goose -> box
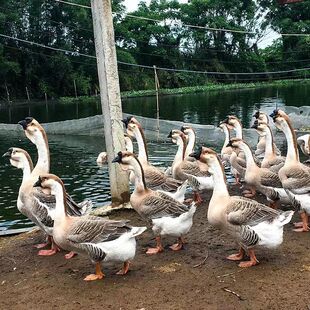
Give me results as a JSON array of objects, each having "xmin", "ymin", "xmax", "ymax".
[
  {"xmin": 96, "ymin": 134, "xmax": 133, "ymax": 166},
  {"xmin": 253, "ymin": 111, "xmax": 281, "ymax": 158},
  {"xmin": 190, "ymin": 147, "xmax": 294, "ymax": 267},
  {"xmin": 33, "ymin": 174, "xmax": 146, "ymax": 281},
  {"xmin": 122, "ymin": 116, "xmax": 187, "ymax": 198},
  {"xmin": 112, "ymin": 151, "xmax": 196, "ymax": 255},
  {"xmin": 168, "ymin": 129, "xmax": 213, "ymax": 204},
  {"xmin": 251, "ymin": 121, "xmax": 285, "ymax": 173},
  {"xmin": 17, "ymin": 117, "xmax": 92, "ymax": 255},
  {"xmin": 270, "ymin": 109, "xmax": 310, "ymax": 232},
  {"xmin": 227, "ymin": 138, "xmax": 290, "ymax": 207},
  {"xmin": 221, "ymin": 116, "xmax": 246, "ymax": 184}
]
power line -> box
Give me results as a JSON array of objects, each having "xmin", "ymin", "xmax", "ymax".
[
  {"xmin": 55, "ymin": 0, "xmax": 310, "ymax": 37},
  {"xmin": 1, "ymin": 33, "xmax": 309, "ymax": 76}
]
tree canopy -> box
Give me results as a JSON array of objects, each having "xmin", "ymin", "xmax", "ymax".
[{"xmin": 0, "ymin": 0, "xmax": 309, "ymax": 100}]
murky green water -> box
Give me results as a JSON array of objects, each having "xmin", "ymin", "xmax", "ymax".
[{"xmin": 0, "ymin": 84, "xmax": 309, "ymax": 231}]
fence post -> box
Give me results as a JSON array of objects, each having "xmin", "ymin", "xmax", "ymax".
[{"xmin": 153, "ymin": 65, "xmax": 160, "ymax": 140}]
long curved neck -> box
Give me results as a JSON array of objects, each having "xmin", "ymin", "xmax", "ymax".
[
  {"xmin": 21, "ymin": 159, "xmax": 33, "ymax": 184},
  {"xmin": 264, "ymin": 127, "xmax": 275, "ymax": 158},
  {"xmin": 185, "ymin": 131, "xmax": 195, "ymax": 158},
  {"xmin": 133, "ymin": 126, "xmax": 148, "ymax": 165},
  {"xmin": 52, "ymin": 183, "xmax": 67, "ymax": 221},
  {"xmin": 221, "ymin": 127, "xmax": 230, "ymax": 154},
  {"xmin": 210, "ymin": 159, "xmax": 229, "ymax": 197},
  {"xmin": 234, "ymin": 123, "xmax": 243, "ymax": 139},
  {"xmin": 131, "ymin": 158, "xmax": 147, "ymax": 193},
  {"xmin": 32, "ymin": 131, "xmax": 50, "ymax": 175},
  {"xmin": 173, "ymin": 138, "xmax": 185, "ymax": 165},
  {"xmin": 239, "ymin": 143, "xmax": 257, "ymax": 168},
  {"xmin": 281, "ymin": 119, "xmax": 299, "ymax": 163}
]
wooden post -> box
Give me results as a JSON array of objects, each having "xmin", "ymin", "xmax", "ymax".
[
  {"xmin": 153, "ymin": 65, "xmax": 160, "ymax": 139},
  {"xmin": 26, "ymin": 86, "xmax": 30, "ymax": 101},
  {"xmin": 44, "ymin": 92, "xmax": 48, "ymax": 103},
  {"xmin": 73, "ymin": 79, "xmax": 78, "ymax": 98},
  {"xmin": 91, "ymin": 0, "xmax": 129, "ymax": 205}
]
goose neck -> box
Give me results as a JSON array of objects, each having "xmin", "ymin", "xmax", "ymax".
[
  {"xmin": 210, "ymin": 160, "xmax": 229, "ymax": 198},
  {"xmin": 282, "ymin": 120, "xmax": 299, "ymax": 163},
  {"xmin": 133, "ymin": 127, "xmax": 148, "ymax": 165},
  {"xmin": 264, "ymin": 127, "xmax": 275, "ymax": 158},
  {"xmin": 52, "ymin": 183, "xmax": 67, "ymax": 221},
  {"xmin": 185, "ymin": 131, "xmax": 195, "ymax": 158},
  {"xmin": 239, "ymin": 143, "xmax": 256, "ymax": 168},
  {"xmin": 131, "ymin": 158, "xmax": 147, "ymax": 193},
  {"xmin": 32, "ymin": 132, "xmax": 50, "ymax": 175}
]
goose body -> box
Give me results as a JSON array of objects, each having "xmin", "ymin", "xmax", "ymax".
[
  {"xmin": 191, "ymin": 147, "xmax": 294, "ymax": 267},
  {"xmin": 228, "ymin": 138, "xmax": 290, "ymax": 206},
  {"xmin": 271, "ymin": 109, "xmax": 310, "ymax": 232},
  {"xmin": 113, "ymin": 151, "xmax": 196, "ymax": 254},
  {"xmin": 169, "ymin": 130, "xmax": 213, "ymax": 203},
  {"xmin": 34, "ymin": 174, "xmax": 146, "ymax": 280}
]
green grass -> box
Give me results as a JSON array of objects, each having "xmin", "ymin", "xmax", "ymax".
[{"xmin": 59, "ymin": 78, "xmax": 310, "ymax": 103}]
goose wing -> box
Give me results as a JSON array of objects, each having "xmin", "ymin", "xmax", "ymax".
[
  {"xmin": 67, "ymin": 218, "xmax": 131, "ymax": 244},
  {"xmin": 282, "ymin": 165, "xmax": 310, "ymax": 194},
  {"xmin": 226, "ymin": 196, "xmax": 279, "ymax": 227},
  {"xmin": 181, "ymin": 161, "xmax": 210, "ymax": 177},
  {"xmin": 140, "ymin": 192, "xmax": 191, "ymax": 220},
  {"xmin": 260, "ymin": 169, "xmax": 282, "ymax": 188}
]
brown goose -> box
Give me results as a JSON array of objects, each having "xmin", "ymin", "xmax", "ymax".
[
  {"xmin": 112, "ymin": 151, "xmax": 196, "ymax": 254},
  {"xmin": 270, "ymin": 109, "xmax": 310, "ymax": 232},
  {"xmin": 33, "ymin": 174, "xmax": 146, "ymax": 281},
  {"xmin": 190, "ymin": 147, "xmax": 293, "ymax": 267},
  {"xmin": 168, "ymin": 130, "xmax": 213, "ymax": 204}
]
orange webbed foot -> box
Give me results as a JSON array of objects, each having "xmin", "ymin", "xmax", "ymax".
[
  {"xmin": 238, "ymin": 260, "xmax": 258, "ymax": 268},
  {"xmin": 146, "ymin": 247, "xmax": 164, "ymax": 255},
  {"xmin": 84, "ymin": 273, "xmax": 104, "ymax": 281},
  {"xmin": 169, "ymin": 243, "xmax": 183, "ymax": 251},
  {"xmin": 116, "ymin": 261, "xmax": 130, "ymax": 275},
  {"xmin": 38, "ymin": 248, "xmax": 59, "ymax": 256},
  {"xmin": 227, "ymin": 253, "xmax": 244, "ymax": 261},
  {"xmin": 293, "ymin": 227, "xmax": 309, "ymax": 232},
  {"xmin": 33, "ymin": 242, "xmax": 50, "ymax": 249}
]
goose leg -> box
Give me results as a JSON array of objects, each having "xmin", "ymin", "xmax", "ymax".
[
  {"xmin": 116, "ymin": 261, "xmax": 130, "ymax": 275},
  {"xmin": 226, "ymin": 247, "xmax": 245, "ymax": 261},
  {"xmin": 64, "ymin": 251, "xmax": 77, "ymax": 259},
  {"xmin": 193, "ymin": 191, "xmax": 203, "ymax": 204},
  {"xmin": 238, "ymin": 249, "xmax": 259, "ymax": 267},
  {"xmin": 169, "ymin": 237, "xmax": 185, "ymax": 251},
  {"xmin": 33, "ymin": 235, "xmax": 52, "ymax": 249},
  {"xmin": 242, "ymin": 186, "xmax": 256, "ymax": 198},
  {"xmin": 38, "ymin": 238, "xmax": 60, "ymax": 256},
  {"xmin": 234, "ymin": 174, "xmax": 241, "ymax": 185},
  {"xmin": 146, "ymin": 236, "xmax": 164, "ymax": 255},
  {"xmin": 293, "ymin": 212, "xmax": 310, "ymax": 232},
  {"xmin": 84, "ymin": 262, "xmax": 105, "ymax": 281}
]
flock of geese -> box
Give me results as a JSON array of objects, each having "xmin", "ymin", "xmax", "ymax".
[{"xmin": 2, "ymin": 109, "xmax": 310, "ymax": 281}]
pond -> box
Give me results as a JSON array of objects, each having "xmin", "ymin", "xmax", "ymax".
[{"xmin": 0, "ymin": 83, "xmax": 309, "ymax": 231}]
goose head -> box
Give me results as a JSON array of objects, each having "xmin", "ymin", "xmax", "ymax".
[
  {"xmin": 251, "ymin": 120, "xmax": 268, "ymax": 137},
  {"xmin": 297, "ymin": 134, "xmax": 310, "ymax": 156},
  {"xmin": 253, "ymin": 111, "xmax": 269, "ymax": 124},
  {"xmin": 122, "ymin": 116, "xmax": 140, "ymax": 138},
  {"xmin": 34, "ymin": 174, "xmax": 64, "ymax": 195},
  {"xmin": 96, "ymin": 152, "xmax": 108, "ymax": 165},
  {"xmin": 112, "ymin": 151, "xmax": 137, "ymax": 172},
  {"xmin": 269, "ymin": 109, "xmax": 289, "ymax": 131},
  {"xmin": 190, "ymin": 147, "xmax": 220, "ymax": 175},
  {"xmin": 2, "ymin": 147, "xmax": 33, "ymax": 170},
  {"xmin": 181, "ymin": 125, "xmax": 195, "ymax": 141},
  {"xmin": 226, "ymin": 138, "xmax": 244, "ymax": 150},
  {"xmin": 221, "ymin": 115, "xmax": 242, "ymax": 131},
  {"xmin": 18, "ymin": 117, "xmax": 46, "ymax": 145},
  {"xmin": 168, "ymin": 129, "xmax": 186, "ymax": 146}
]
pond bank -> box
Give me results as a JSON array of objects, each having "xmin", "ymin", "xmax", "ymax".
[{"xmin": 0, "ymin": 189, "xmax": 309, "ymax": 310}]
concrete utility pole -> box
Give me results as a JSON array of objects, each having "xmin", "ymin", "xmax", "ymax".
[{"xmin": 91, "ymin": 0, "xmax": 130, "ymax": 205}]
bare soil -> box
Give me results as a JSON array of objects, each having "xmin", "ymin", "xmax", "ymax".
[{"xmin": 0, "ymin": 188, "xmax": 309, "ymax": 310}]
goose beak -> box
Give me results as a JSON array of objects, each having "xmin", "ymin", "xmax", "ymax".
[
  {"xmin": 226, "ymin": 140, "xmax": 233, "ymax": 147},
  {"xmin": 221, "ymin": 117, "xmax": 229, "ymax": 124},
  {"xmin": 33, "ymin": 177, "xmax": 42, "ymax": 188},
  {"xmin": 189, "ymin": 146, "xmax": 202, "ymax": 160},
  {"xmin": 112, "ymin": 152, "xmax": 122, "ymax": 163},
  {"xmin": 180, "ymin": 126, "xmax": 185, "ymax": 133},
  {"xmin": 269, "ymin": 110, "xmax": 278, "ymax": 119},
  {"xmin": 2, "ymin": 151, "xmax": 11, "ymax": 158},
  {"xmin": 251, "ymin": 121, "xmax": 258, "ymax": 129},
  {"xmin": 167, "ymin": 131, "xmax": 173, "ymax": 138},
  {"xmin": 18, "ymin": 119, "xmax": 27, "ymax": 130}
]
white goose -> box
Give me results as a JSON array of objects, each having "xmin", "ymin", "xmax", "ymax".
[
  {"xmin": 34, "ymin": 174, "xmax": 146, "ymax": 281},
  {"xmin": 190, "ymin": 147, "xmax": 294, "ymax": 267},
  {"xmin": 270, "ymin": 109, "xmax": 310, "ymax": 232},
  {"xmin": 112, "ymin": 151, "xmax": 196, "ymax": 254}
]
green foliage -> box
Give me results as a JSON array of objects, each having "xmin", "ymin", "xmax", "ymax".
[{"xmin": 0, "ymin": 0, "xmax": 308, "ymax": 100}]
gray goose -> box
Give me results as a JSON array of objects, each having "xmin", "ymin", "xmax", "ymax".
[
  {"xmin": 34, "ymin": 174, "xmax": 146, "ymax": 281},
  {"xmin": 112, "ymin": 151, "xmax": 196, "ymax": 254},
  {"xmin": 190, "ymin": 147, "xmax": 293, "ymax": 267}
]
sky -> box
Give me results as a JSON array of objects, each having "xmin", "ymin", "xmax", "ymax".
[{"xmin": 122, "ymin": 0, "xmax": 279, "ymax": 48}]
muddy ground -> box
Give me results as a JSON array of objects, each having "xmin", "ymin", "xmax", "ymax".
[{"xmin": 0, "ymin": 188, "xmax": 309, "ymax": 310}]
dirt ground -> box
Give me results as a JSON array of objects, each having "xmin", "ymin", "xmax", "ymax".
[{"xmin": 0, "ymin": 188, "xmax": 309, "ymax": 310}]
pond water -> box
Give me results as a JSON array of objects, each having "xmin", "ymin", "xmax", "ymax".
[
  {"xmin": 0, "ymin": 83, "xmax": 309, "ymax": 231},
  {"xmin": 0, "ymin": 83, "xmax": 309, "ymax": 127}
]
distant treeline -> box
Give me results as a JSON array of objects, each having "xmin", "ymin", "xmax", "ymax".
[{"xmin": 0, "ymin": 0, "xmax": 309, "ymax": 100}]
